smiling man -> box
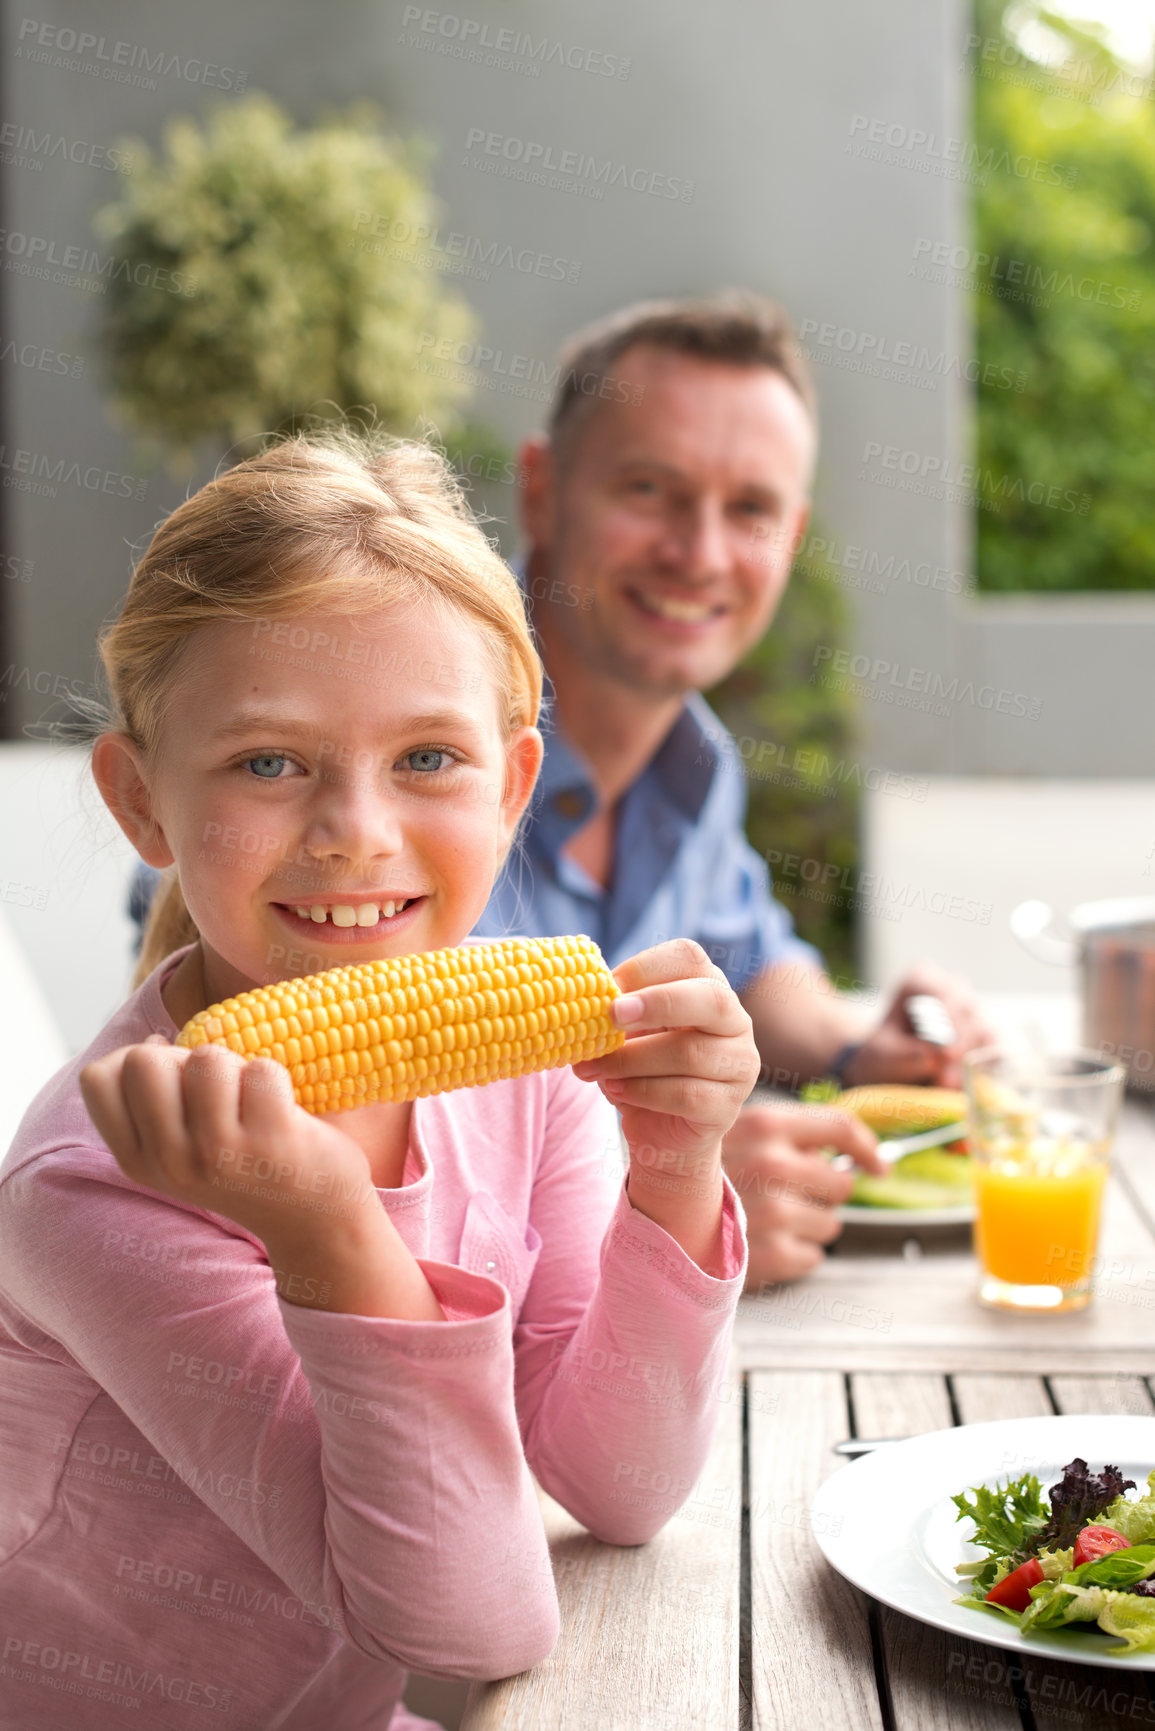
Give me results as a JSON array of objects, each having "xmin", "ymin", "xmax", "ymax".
[{"xmin": 470, "ymin": 294, "xmax": 990, "ymax": 1285}]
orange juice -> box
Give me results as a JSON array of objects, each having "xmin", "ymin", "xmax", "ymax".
[{"xmin": 973, "ymin": 1141, "xmax": 1107, "ymax": 1287}]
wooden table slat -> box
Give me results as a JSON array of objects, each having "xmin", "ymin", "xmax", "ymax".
[
  {"xmin": 951, "ymin": 1374, "xmax": 1052, "ymax": 1424},
  {"xmin": 880, "ymin": 1606, "xmax": 1023, "ymax": 1730},
  {"xmin": 462, "ymin": 1388, "xmax": 742, "ymax": 1731},
  {"xmin": 749, "ymin": 1371, "xmax": 884, "ymax": 1731},
  {"xmin": 849, "ymin": 1371, "xmax": 953, "ymax": 1439},
  {"xmin": 1048, "ymin": 1374, "xmax": 1155, "ymax": 1417},
  {"xmin": 1024, "ymin": 1651, "xmax": 1155, "ymax": 1728}
]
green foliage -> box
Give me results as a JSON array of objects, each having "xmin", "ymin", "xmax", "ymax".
[
  {"xmin": 706, "ymin": 542, "xmax": 860, "ymax": 981},
  {"xmin": 973, "ymin": 1, "xmax": 1155, "ymax": 589},
  {"xmin": 93, "ymin": 93, "xmax": 477, "ymax": 461}
]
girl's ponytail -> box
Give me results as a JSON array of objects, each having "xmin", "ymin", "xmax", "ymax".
[{"xmin": 133, "ymin": 870, "xmax": 198, "ymax": 991}]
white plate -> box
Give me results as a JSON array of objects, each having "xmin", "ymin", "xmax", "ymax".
[
  {"xmin": 812, "ymin": 1414, "xmax": 1155, "ymax": 1668},
  {"xmin": 838, "ymin": 1200, "xmax": 975, "ymax": 1228}
]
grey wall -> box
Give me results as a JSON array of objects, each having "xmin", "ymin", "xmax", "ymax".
[{"xmin": 4, "ymin": 0, "xmax": 1153, "ymax": 771}]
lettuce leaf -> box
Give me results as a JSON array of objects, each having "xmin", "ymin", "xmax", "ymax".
[
  {"xmin": 1018, "ymin": 1580, "xmax": 1155, "ymax": 1651},
  {"xmin": 1068, "ymin": 1544, "xmax": 1155, "ymax": 1590},
  {"xmin": 1104, "ymin": 1471, "xmax": 1155, "ymax": 1544},
  {"xmin": 952, "ymin": 1472, "xmax": 1048, "ymax": 1562},
  {"xmin": 1020, "ymin": 1581, "xmax": 1108, "ymax": 1633},
  {"xmin": 1097, "ymin": 1593, "xmax": 1155, "ymax": 1654},
  {"xmin": 955, "ymin": 1592, "xmax": 1025, "ymax": 1625}
]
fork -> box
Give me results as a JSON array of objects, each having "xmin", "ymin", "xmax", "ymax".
[{"xmin": 906, "ymin": 993, "xmax": 957, "ymax": 1047}]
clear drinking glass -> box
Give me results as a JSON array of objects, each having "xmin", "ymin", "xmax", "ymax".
[{"xmin": 963, "ymin": 1047, "xmax": 1125, "ymax": 1312}]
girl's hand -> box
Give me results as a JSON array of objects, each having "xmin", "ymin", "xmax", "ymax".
[
  {"xmin": 80, "ymin": 1038, "xmax": 375, "ymax": 1242},
  {"xmin": 572, "ymin": 940, "xmax": 759, "ymax": 1273},
  {"xmin": 78, "ymin": 1038, "xmax": 443, "ymax": 1320}
]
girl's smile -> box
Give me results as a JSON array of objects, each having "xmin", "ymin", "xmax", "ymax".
[{"xmin": 271, "ymin": 893, "xmax": 426, "ymax": 943}]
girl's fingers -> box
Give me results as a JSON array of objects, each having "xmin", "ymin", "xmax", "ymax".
[
  {"xmin": 237, "ymin": 1056, "xmax": 300, "ymax": 1132},
  {"xmin": 610, "ymin": 972, "xmax": 749, "ymax": 1039},
  {"xmin": 78, "ymin": 1048, "xmax": 143, "ymax": 1166},
  {"xmin": 599, "ymin": 1071, "xmax": 746, "ymax": 1124},
  {"xmin": 117, "ymin": 1042, "xmax": 192, "ymax": 1170},
  {"xmin": 576, "ymin": 1028, "xmax": 754, "ymax": 1093},
  {"xmin": 180, "ymin": 1043, "xmax": 250, "ymax": 1171},
  {"xmin": 612, "ymin": 938, "xmax": 720, "ymax": 996}
]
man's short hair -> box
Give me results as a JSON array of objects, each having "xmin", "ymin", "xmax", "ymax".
[{"xmin": 547, "ymin": 291, "xmax": 815, "ymax": 449}]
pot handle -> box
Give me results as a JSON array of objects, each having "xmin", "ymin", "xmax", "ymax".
[{"xmin": 1009, "ymin": 899, "xmax": 1079, "ymax": 967}]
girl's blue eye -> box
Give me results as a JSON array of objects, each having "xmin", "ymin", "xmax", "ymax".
[
  {"xmin": 405, "ymin": 749, "xmax": 446, "ymax": 773},
  {"xmin": 247, "ymin": 755, "xmax": 288, "ymax": 778}
]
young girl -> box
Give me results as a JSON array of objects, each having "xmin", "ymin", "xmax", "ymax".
[{"xmin": 0, "ymin": 430, "xmax": 755, "ymax": 1730}]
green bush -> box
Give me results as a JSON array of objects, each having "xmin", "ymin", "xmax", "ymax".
[
  {"xmin": 94, "ymin": 94, "xmax": 477, "ymax": 461},
  {"xmin": 706, "ymin": 537, "xmax": 860, "ymax": 982},
  {"xmin": 973, "ymin": 0, "xmax": 1155, "ymax": 590}
]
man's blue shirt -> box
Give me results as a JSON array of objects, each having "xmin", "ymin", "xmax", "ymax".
[{"xmin": 471, "ymin": 686, "xmax": 820, "ymax": 991}]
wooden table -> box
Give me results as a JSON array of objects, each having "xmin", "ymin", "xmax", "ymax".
[{"xmin": 461, "ymin": 1010, "xmax": 1155, "ymax": 1729}]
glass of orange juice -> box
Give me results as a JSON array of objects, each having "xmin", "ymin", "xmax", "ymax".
[{"xmin": 963, "ymin": 1048, "xmax": 1124, "ymax": 1312}]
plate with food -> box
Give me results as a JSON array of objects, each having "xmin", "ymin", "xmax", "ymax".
[
  {"xmin": 815, "ymin": 1085, "xmax": 975, "ymax": 1226},
  {"xmin": 812, "ymin": 1414, "xmax": 1155, "ymax": 1667}
]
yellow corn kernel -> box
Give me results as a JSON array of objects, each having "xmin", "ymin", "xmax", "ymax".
[{"xmin": 175, "ymin": 936, "xmax": 624, "ymax": 1115}]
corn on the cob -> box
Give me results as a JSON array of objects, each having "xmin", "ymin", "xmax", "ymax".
[
  {"xmin": 836, "ymin": 1084, "xmax": 966, "ymax": 1135},
  {"xmin": 176, "ymin": 935, "xmax": 624, "ymax": 1114}
]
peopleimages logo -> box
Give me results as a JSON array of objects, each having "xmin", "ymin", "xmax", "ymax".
[
  {"xmin": 399, "ymin": 8, "xmax": 631, "ymax": 78},
  {"xmin": 14, "ymin": 19, "xmax": 247, "ymax": 92},
  {"xmin": 0, "ymin": 228, "xmax": 194, "ymax": 296},
  {"xmin": 910, "ymin": 238, "xmax": 1140, "ymax": 311},
  {"xmin": 351, "ymin": 212, "xmax": 582, "ymax": 285},
  {"xmin": 846, "ymin": 114, "xmax": 1076, "ymax": 188},
  {"xmin": 798, "ymin": 317, "xmax": 1024, "ymax": 393},
  {"xmin": 462, "ymin": 129, "xmax": 695, "ymax": 201},
  {"xmin": 811, "ymin": 644, "xmax": 1041, "ymax": 720},
  {"xmin": 0, "ymin": 121, "xmax": 132, "ymax": 173},
  {"xmin": 859, "ymin": 441, "xmax": 1090, "ymax": 516}
]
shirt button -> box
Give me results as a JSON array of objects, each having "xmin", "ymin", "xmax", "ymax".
[{"xmin": 553, "ymin": 790, "xmax": 587, "ymax": 820}]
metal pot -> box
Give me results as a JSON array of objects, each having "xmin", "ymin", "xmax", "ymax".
[{"xmin": 1011, "ymin": 897, "xmax": 1155, "ymax": 1093}]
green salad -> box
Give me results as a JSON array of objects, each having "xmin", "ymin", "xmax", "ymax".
[
  {"xmin": 848, "ymin": 1146, "xmax": 973, "ymax": 1212},
  {"xmin": 955, "ymin": 1458, "xmax": 1155, "ymax": 1653}
]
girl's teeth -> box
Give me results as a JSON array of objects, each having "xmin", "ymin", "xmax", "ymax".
[{"xmin": 296, "ymin": 899, "xmax": 410, "ymax": 925}]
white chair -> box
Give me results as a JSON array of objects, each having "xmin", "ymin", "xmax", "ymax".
[{"xmin": 0, "ymin": 905, "xmax": 69, "ymax": 1153}]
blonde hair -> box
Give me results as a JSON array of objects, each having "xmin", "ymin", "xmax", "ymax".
[{"xmin": 97, "ymin": 427, "xmax": 543, "ymax": 987}]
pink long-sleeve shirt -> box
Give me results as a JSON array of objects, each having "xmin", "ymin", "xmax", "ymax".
[{"xmin": 0, "ymin": 947, "xmax": 746, "ymax": 1729}]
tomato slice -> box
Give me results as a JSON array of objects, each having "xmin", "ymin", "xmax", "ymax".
[
  {"xmin": 985, "ymin": 1557, "xmax": 1045, "ymax": 1612},
  {"xmin": 1072, "ymin": 1525, "xmax": 1130, "ymax": 1568}
]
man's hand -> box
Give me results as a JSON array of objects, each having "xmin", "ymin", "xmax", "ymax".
[
  {"xmin": 843, "ymin": 963, "xmax": 995, "ymax": 1090},
  {"xmin": 722, "ymin": 1102, "xmax": 883, "ymax": 1290}
]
